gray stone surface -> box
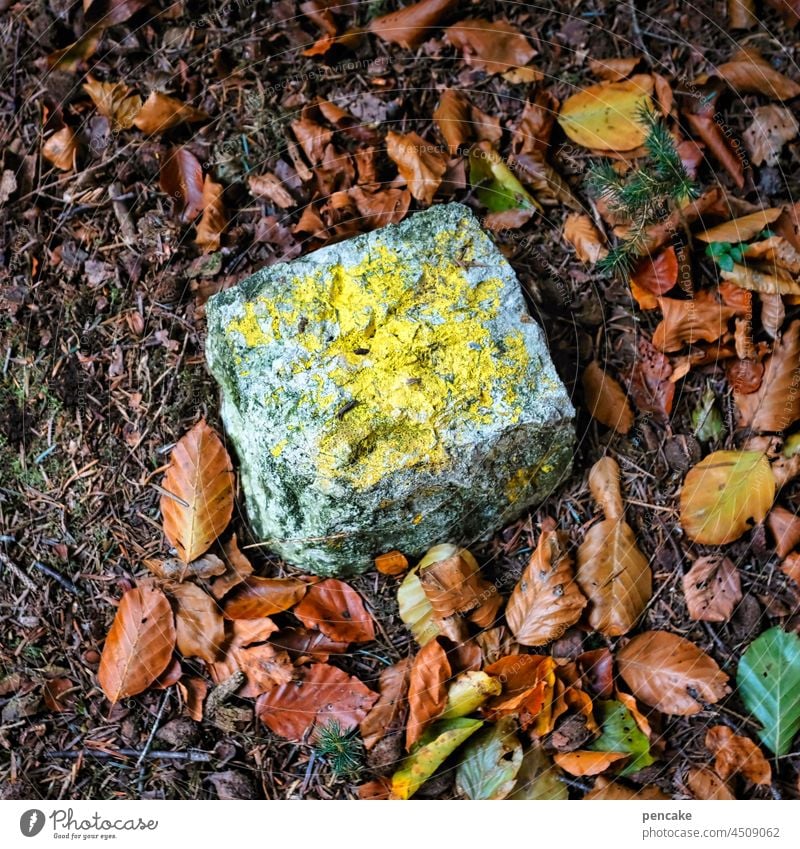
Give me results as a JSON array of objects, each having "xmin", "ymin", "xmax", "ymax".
[{"xmin": 205, "ymin": 203, "xmax": 575, "ymax": 576}]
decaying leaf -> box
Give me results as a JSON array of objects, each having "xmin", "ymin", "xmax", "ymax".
[
  {"xmin": 685, "ymin": 767, "xmax": 736, "ymax": 800},
  {"xmin": 248, "ymin": 173, "xmax": 295, "ymax": 209},
  {"xmin": 98, "ymin": 586, "xmax": 176, "ymax": 703},
  {"xmin": 617, "ymin": 630, "xmax": 730, "ymax": 715},
  {"xmin": 682, "ymin": 555, "xmax": 742, "ymax": 622},
  {"xmin": 171, "ymin": 582, "xmax": 225, "ymax": 664},
  {"xmin": 696, "ymin": 208, "xmax": 783, "ymax": 244},
  {"xmin": 144, "ymin": 553, "xmax": 226, "ymax": 582},
  {"xmin": 508, "ymin": 744, "xmax": 568, "ymax": 799},
  {"xmin": 133, "ymin": 91, "xmax": 207, "ymax": 134},
  {"xmin": 721, "ymin": 262, "xmax": 800, "ymax": 297},
  {"xmin": 563, "ymin": 213, "xmax": 608, "ymax": 264},
  {"xmin": 444, "ymin": 18, "xmax": 536, "ymax": 75},
  {"xmin": 506, "ymin": 518, "xmax": 587, "ymax": 645},
  {"xmin": 455, "ymin": 716, "xmax": 522, "ymax": 799},
  {"xmin": 406, "ymin": 638, "xmax": 451, "ymax": 750},
  {"xmin": 43, "ymin": 127, "xmax": 78, "ymax": 171},
  {"xmin": 271, "ymin": 627, "xmax": 348, "ymax": 663},
  {"xmin": 433, "ymin": 89, "xmax": 502, "ymax": 155},
  {"xmin": 177, "ymin": 676, "xmax": 207, "ymax": 721},
  {"xmin": 369, "ymin": 0, "xmax": 456, "ymax": 49},
  {"xmin": 624, "ymin": 335, "xmax": 675, "ymax": 421},
  {"xmin": 697, "ymin": 47, "xmax": 800, "ymax": 101},
  {"xmin": 441, "ymin": 671, "xmax": 502, "ymax": 719},
  {"xmin": 680, "ymin": 450, "xmax": 775, "ymax": 545},
  {"xmin": 293, "ymin": 578, "xmax": 375, "ymax": 643},
  {"xmin": 743, "ymin": 105, "xmax": 799, "ymax": 166},
  {"xmin": 553, "ymin": 750, "xmax": 628, "ymax": 777},
  {"xmin": 512, "ymin": 90, "xmax": 558, "ymax": 156},
  {"xmin": 195, "ymin": 175, "xmax": 227, "ymax": 252},
  {"xmin": 582, "ymin": 361, "xmax": 634, "ymax": 434},
  {"xmin": 576, "ymin": 458, "xmax": 651, "ymax": 637},
  {"xmin": 360, "ymin": 657, "xmax": 412, "ymax": 750},
  {"xmin": 705, "ymin": 725, "xmax": 772, "ymax": 785},
  {"xmin": 223, "ymin": 576, "xmax": 308, "ymax": 619},
  {"xmin": 159, "ymin": 147, "xmax": 205, "ymax": 222},
  {"xmin": 386, "ymin": 130, "xmax": 447, "ymax": 205},
  {"xmin": 82, "ymin": 77, "xmax": 142, "ymax": 131}
]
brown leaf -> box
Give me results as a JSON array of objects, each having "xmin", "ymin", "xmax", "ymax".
[
  {"xmin": 152, "ymin": 657, "xmax": 183, "ymax": 689},
  {"xmin": 699, "ymin": 47, "xmax": 800, "ymax": 100},
  {"xmin": 317, "ymin": 100, "xmax": 382, "ymax": 145},
  {"xmin": 223, "ymin": 576, "xmax": 309, "ymax": 619},
  {"xmin": 195, "ymin": 175, "xmax": 227, "ymax": 252},
  {"xmin": 348, "ymin": 186, "xmax": 411, "ymax": 230},
  {"xmin": 234, "ymin": 644, "xmax": 294, "ymax": 697},
  {"xmin": 782, "ymin": 551, "xmax": 800, "ymax": 586},
  {"xmin": 683, "ymin": 109, "xmax": 744, "ymax": 189},
  {"xmin": 133, "ymin": 91, "xmax": 207, "ymax": 134},
  {"xmin": 588, "ymin": 56, "xmax": 641, "ymax": 82},
  {"xmin": 291, "ymin": 115, "xmax": 333, "ymax": 166},
  {"xmin": 640, "ymin": 187, "xmax": 724, "ymax": 255},
  {"xmin": 617, "ymin": 630, "xmax": 730, "ymax": 715},
  {"xmin": 46, "ymin": 29, "xmax": 102, "ymax": 71},
  {"xmin": 760, "ymin": 293, "xmax": 785, "ymax": 340},
  {"xmin": 512, "ymin": 90, "xmax": 558, "ymax": 155},
  {"xmin": 576, "ymin": 458, "xmax": 651, "ymax": 637},
  {"xmin": 170, "ymin": 583, "xmax": 225, "ymax": 663},
  {"xmin": 483, "ymin": 654, "xmax": 555, "ymax": 730},
  {"xmin": 271, "ymin": 627, "xmax": 349, "ymax": 662},
  {"xmin": 375, "ymin": 550, "xmax": 409, "ymax": 576},
  {"xmin": 743, "ymin": 105, "xmax": 799, "ymax": 166},
  {"xmin": 767, "ymin": 505, "xmax": 800, "ymax": 559},
  {"xmin": 630, "ymin": 246, "xmax": 678, "ymax": 296},
  {"xmin": 554, "ymin": 750, "xmax": 628, "ymax": 777},
  {"xmin": 248, "ymin": 173, "xmax": 295, "ymax": 209},
  {"xmin": 386, "ymin": 130, "xmax": 447, "ymax": 205},
  {"xmin": 584, "ymin": 777, "xmax": 669, "ymax": 799},
  {"xmin": 735, "ymin": 321, "xmax": 800, "ymax": 432},
  {"xmin": 210, "ymin": 534, "xmax": 254, "ymax": 599},
  {"xmin": 685, "ymin": 767, "xmax": 736, "ymax": 799},
  {"xmin": 43, "ymin": 678, "xmax": 74, "ymax": 713},
  {"xmin": 84, "ymin": 0, "xmax": 149, "ymax": 28},
  {"xmin": 512, "ymin": 151, "xmax": 582, "ymax": 211},
  {"xmin": 159, "ymin": 147, "xmax": 205, "ymax": 222},
  {"xmin": 563, "ymin": 213, "xmax": 607, "ymax": 264},
  {"xmin": 144, "ymin": 553, "xmax": 226, "ymax": 582},
  {"xmin": 576, "ymin": 649, "xmax": 614, "ymax": 699},
  {"xmin": 360, "ymin": 657, "xmax": 412, "ymax": 750},
  {"xmin": 357, "ymin": 777, "xmax": 394, "ymax": 800},
  {"xmin": 721, "ymin": 262, "xmax": 800, "ymax": 297},
  {"xmin": 98, "ymin": 587, "xmax": 176, "ymax": 703},
  {"xmin": 433, "ymin": 89, "xmax": 471, "ymax": 155},
  {"xmin": 405, "ymin": 638, "xmax": 451, "ymax": 749},
  {"xmin": 682, "ymin": 555, "xmax": 742, "ymax": 622},
  {"xmin": 624, "ymin": 335, "xmax": 674, "ymax": 421},
  {"xmin": 178, "ymin": 676, "xmax": 208, "ymax": 721},
  {"xmin": 582, "ymin": 361, "xmax": 634, "ymax": 434},
  {"xmin": 82, "ymin": 77, "xmax": 142, "ymax": 131},
  {"xmin": 705, "ymin": 725, "xmax": 772, "ymax": 785},
  {"xmin": 293, "ymin": 578, "xmax": 375, "ymax": 643},
  {"xmin": 696, "ymin": 208, "xmax": 784, "ymax": 244},
  {"xmin": 369, "ymin": 0, "xmax": 456, "ymax": 49},
  {"xmin": 653, "ymin": 291, "xmax": 738, "ymax": 352},
  {"xmin": 160, "ymin": 419, "xmax": 234, "ymax": 563},
  {"xmin": 506, "ymin": 519, "xmax": 587, "ymax": 646},
  {"xmin": 255, "ymin": 662, "xmax": 378, "ymax": 741},
  {"xmin": 445, "ymin": 18, "xmax": 536, "ymax": 75},
  {"xmin": 43, "ymin": 127, "xmax": 78, "ymax": 171},
  {"xmin": 728, "ymin": 0, "xmax": 757, "ymax": 29}
]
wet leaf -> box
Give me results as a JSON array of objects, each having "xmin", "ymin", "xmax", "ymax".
[
  {"xmin": 582, "ymin": 361, "xmax": 634, "ymax": 434},
  {"xmin": 456, "ymin": 716, "xmax": 522, "ymax": 799},
  {"xmin": 160, "ymin": 419, "xmax": 234, "ymax": 563},
  {"xmin": 133, "ymin": 91, "xmax": 207, "ymax": 134},
  {"xmin": 508, "ymin": 745, "xmax": 568, "ymax": 799},
  {"xmin": 737, "ymin": 626, "xmax": 800, "ymax": 756},
  {"xmin": 698, "ymin": 47, "xmax": 800, "ymax": 100},
  {"xmin": 680, "ymin": 450, "xmax": 775, "ymax": 545},
  {"xmin": 375, "ymin": 550, "xmax": 409, "ymax": 576},
  {"xmin": 617, "ymin": 630, "xmax": 730, "ymax": 715},
  {"xmin": 557, "ymin": 75, "xmax": 654, "ymax": 151},
  {"xmin": 682, "ymin": 555, "xmax": 742, "ymax": 622},
  {"xmin": 255, "ymin": 662, "xmax": 378, "ymax": 742},
  {"xmin": 195, "ymin": 175, "xmax": 227, "ymax": 252},
  {"xmin": 588, "ymin": 699, "xmax": 654, "ymax": 776},
  {"xmin": 444, "ymin": 18, "xmax": 536, "ymax": 75},
  {"xmin": 386, "ymin": 130, "xmax": 447, "ymax": 205},
  {"xmin": 630, "ymin": 246, "xmax": 678, "ymax": 296},
  {"xmin": 441, "ymin": 671, "xmax": 502, "ymax": 719},
  {"xmin": 685, "ymin": 767, "xmax": 735, "ymax": 800},
  {"xmin": 170, "ymin": 582, "xmax": 225, "ymax": 664},
  {"xmin": 469, "ymin": 141, "xmax": 539, "ymax": 215},
  {"xmin": 223, "ymin": 576, "xmax": 308, "ymax": 619},
  {"xmin": 506, "ymin": 518, "xmax": 587, "ymax": 645},
  {"xmin": 705, "ymin": 725, "xmax": 771, "ymax": 785},
  {"xmin": 563, "ymin": 213, "xmax": 608, "ymax": 264},
  {"xmin": 98, "ymin": 587, "xmax": 176, "ymax": 703},
  {"xmin": 743, "ymin": 105, "xmax": 799, "ymax": 166},
  {"xmin": 82, "ymin": 77, "xmax": 142, "ymax": 131},
  {"xmin": 406, "ymin": 638, "xmax": 451, "ymax": 750},
  {"xmin": 42, "ymin": 127, "xmax": 78, "ymax": 171},
  {"xmin": 369, "ymin": 0, "xmax": 456, "ymax": 49},
  {"xmin": 293, "ymin": 578, "xmax": 375, "ymax": 643},
  {"xmin": 553, "ymin": 750, "xmax": 628, "ymax": 777},
  {"xmin": 392, "ymin": 717, "xmax": 483, "ymax": 799},
  {"xmin": 360, "ymin": 657, "xmax": 412, "ymax": 750},
  {"xmin": 159, "ymin": 147, "xmax": 205, "ymax": 222}
]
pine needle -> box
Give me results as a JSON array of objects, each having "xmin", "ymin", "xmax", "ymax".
[{"xmin": 312, "ymin": 720, "xmax": 363, "ymax": 778}]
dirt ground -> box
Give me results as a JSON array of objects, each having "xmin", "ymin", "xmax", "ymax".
[{"xmin": 1, "ymin": 0, "xmax": 799, "ymax": 800}]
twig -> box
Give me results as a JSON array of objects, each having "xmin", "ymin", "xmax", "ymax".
[
  {"xmin": 30, "ymin": 560, "xmax": 82, "ymax": 596},
  {"xmin": 45, "ymin": 748, "xmax": 212, "ymax": 762},
  {"xmin": 136, "ymin": 690, "xmax": 170, "ymax": 769},
  {"xmin": 0, "ymin": 552, "xmax": 36, "ymax": 592}
]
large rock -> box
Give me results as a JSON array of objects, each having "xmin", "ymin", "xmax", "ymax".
[{"xmin": 206, "ymin": 203, "xmax": 574, "ymax": 576}]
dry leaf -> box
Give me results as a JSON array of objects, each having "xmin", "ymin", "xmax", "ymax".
[
  {"xmin": 576, "ymin": 458, "xmax": 651, "ymax": 637},
  {"xmin": 444, "ymin": 18, "xmax": 536, "ymax": 75},
  {"xmin": 43, "ymin": 127, "xmax": 78, "ymax": 171},
  {"xmin": 698, "ymin": 47, "xmax": 800, "ymax": 101},
  {"xmin": 369, "ymin": 0, "xmax": 456, "ymax": 49},
  {"xmin": 271, "ymin": 627, "xmax": 349, "ymax": 662},
  {"xmin": 386, "ymin": 130, "xmax": 447, "ymax": 205},
  {"xmin": 43, "ymin": 678, "xmax": 74, "ymax": 713},
  {"xmin": 143, "ymin": 554, "xmax": 226, "ymax": 582},
  {"xmin": 233, "ymin": 644, "xmax": 293, "ymax": 697},
  {"xmin": 255, "ymin": 662, "xmax": 378, "ymax": 741},
  {"xmin": 630, "ymin": 246, "xmax": 678, "ymax": 296},
  {"xmin": 653, "ymin": 291, "xmax": 738, "ymax": 352},
  {"xmin": 553, "ymin": 750, "xmax": 628, "ymax": 776},
  {"xmin": 160, "ymin": 419, "xmax": 234, "ymax": 563},
  {"xmin": 705, "ymin": 725, "xmax": 772, "ymax": 785},
  {"xmin": 563, "ymin": 213, "xmax": 607, "ymax": 264},
  {"xmin": 170, "ymin": 582, "xmax": 225, "ymax": 664},
  {"xmin": 360, "ymin": 657, "xmax": 412, "ymax": 750},
  {"xmin": 685, "ymin": 767, "xmax": 735, "ymax": 800},
  {"xmin": 760, "ymin": 293, "xmax": 785, "ymax": 340},
  {"xmin": 624, "ymin": 335, "xmax": 674, "ymax": 421},
  {"xmin": 433, "ymin": 89, "xmax": 471, "ymax": 155},
  {"xmin": 506, "ymin": 518, "xmax": 587, "ymax": 646},
  {"xmin": 721, "ymin": 262, "xmax": 800, "ymax": 297},
  {"xmin": 582, "ymin": 361, "xmax": 634, "ymax": 434},
  {"xmin": 512, "ymin": 90, "xmax": 558, "ymax": 155},
  {"xmin": 178, "ymin": 676, "xmax": 207, "ymax": 721},
  {"xmin": 290, "ymin": 114, "xmax": 333, "ymax": 166},
  {"xmin": 682, "ymin": 555, "xmax": 742, "ymax": 622},
  {"xmin": 588, "ymin": 57, "xmax": 641, "ymax": 82},
  {"xmin": 483, "ymin": 654, "xmax": 555, "ymax": 730},
  {"xmin": 210, "ymin": 534, "xmax": 254, "ymax": 599},
  {"xmin": 683, "ymin": 109, "xmax": 745, "ymax": 189},
  {"xmin": 223, "ymin": 576, "xmax": 308, "ymax": 619},
  {"xmin": 159, "ymin": 147, "xmax": 205, "ymax": 223},
  {"xmin": 293, "ymin": 578, "xmax": 375, "ymax": 643},
  {"xmin": 584, "ymin": 777, "xmax": 669, "ymax": 799},
  {"xmin": 195, "ymin": 175, "xmax": 227, "ymax": 252},
  {"xmin": 577, "ymin": 649, "xmax": 614, "ymax": 699},
  {"xmin": 696, "ymin": 208, "xmax": 784, "ymax": 244},
  {"xmin": 743, "ymin": 105, "xmax": 799, "ymax": 166},
  {"xmin": 348, "ymin": 186, "xmax": 411, "ymax": 230},
  {"xmin": 84, "ymin": 0, "xmax": 149, "ymax": 27},
  {"xmin": 82, "ymin": 77, "xmax": 142, "ymax": 130},
  {"xmin": 98, "ymin": 586, "xmax": 176, "ymax": 703},
  {"xmin": 375, "ymin": 550, "xmax": 409, "ymax": 576},
  {"xmin": 767, "ymin": 506, "xmax": 800, "ymax": 559},
  {"xmin": 406, "ymin": 638, "xmax": 451, "ymax": 750},
  {"xmin": 728, "ymin": 0, "xmax": 757, "ymax": 29},
  {"xmin": 248, "ymin": 173, "xmax": 295, "ymax": 209},
  {"xmin": 617, "ymin": 631, "xmax": 730, "ymax": 715},
  {"xmin": 133, "ymin": 91, "xmax": 207, "ymax": 134}
]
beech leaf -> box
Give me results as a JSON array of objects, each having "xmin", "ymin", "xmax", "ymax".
[
  {"xmin": 455, "ymin": 716, "xmax": 522, "ymax": 799},
  {"xmin": 705, "ymin": 725, "xmax": 772, "ymax": 785},
  {"xmin": 682, "ymin": 555, "xmax": 742, "ymax": 622},
  {"xmin": 369, "ymin": 0, "xmax": 456, "ymax": 49},
  {"xmin": 563, "ymin": 213, "xmax": 608, "ymax": 264},
  {"xmin": 508, "ymin": 745, "xmax": 568, "ymax": 799},
  {"xmin": 444, "ymin": 18, "xmax": 536, "ymax": 75},
  {"xmin": 582, "ymin": 361, "xmax": 634, "ymax": 434},
  {"xmin": 170, "ymin": 582, "xmax": 225, "ymax": 664},
  {"xmin": 406, "ymin": 638, "xmax": 451, "ymax": 750},
  {"xmin": 293, "ymin": 578, "xmax": 375, "ymax": 643},
  {"xmin": 222, "ymin": 576, "xmax": 308, "ymax": 619},
  {"xmin": 588, "ymin": 699, "xmax": 654, "ymax": 776},
  {"xmin": 133, "ymin": 91, "xmax": 207, "ymax": 134}
]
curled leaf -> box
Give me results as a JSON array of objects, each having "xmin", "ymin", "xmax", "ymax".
[
  {"xmin": 133, "ymin": 91, "xmax": 207, "ymax": 134},
  {"xmin": 223, "ymin": 576, "xmax": 308, "ymax": 619},
  {"xmin": 360, "ymin": 657, "xmax": 412, "ymax": 750},
  {"xmin": 441, "ymin": 671, "xmax": 502, "ymax": 719},
  {"xmin": 386, "ymin": 130, "xmax": 447, "ymax": 205},
  {"xmin": 563, "ymin": 213, "xmax": 608, "ymax": 264},
  {"xmin": 43, "ymin": 127, "xmax": 78, "ymax": 171}
]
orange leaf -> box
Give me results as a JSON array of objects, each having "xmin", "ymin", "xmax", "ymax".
[
  {"xmin": 506, "ymin": 518, "xmax": 587, "ymax": 646},
  {"xmin": 177, "ymin": 676, "xmax": 208, "ymax": 721},
  {"xmin": 42, "ymin": 127, "xmax": 78, "ymax": 171},
  {"xmin": 195, "ymin": 175, "xmax": 227, "ymax": 252},
  {"xmin": 653, "ymin": 291, "xmax": 738, "ymax": 352},
  {"xmin": 234, "ymin": 644, "xmax": 293, "ymax": 697},
  {"xmin": 683, "ymin": 109, "xmax": 745, "ymax": 189},
  {"xmin": 248, "ymin": 173, "xmax": 295, "ymax": 209},
  {"xmin": 696, "ymin": 208, "xmax": 783, "ymax": 244},
  {"xmin": 617, "ymin": 630, "xmax": 730, "ymax": 715},
  {"xmin": 375, "ymin": 550, "xmax": 409, "ymax": 576},
  {"xmin": 369, "ymin": 0, "xmax": 456, "ymax": 49},
  {"xmin": 133, "ymin": 91, "xmax": 207, "ymax": 134},
  {"xmin": 159, "ymin": 147, "xmax": 205, "ymax": 222},
  {"xmin": 685, "ymin": 767, "xmax": 736, "ymax": 800},
  {"xmin": 705, "ymin": 725, "xmax": 772, "ymax": 785},
  {"xmin": 585, "ymin": 777, "xmax": 669, "ymax": 799},
  {"xmin": 360, "ymin": 657, "xmax": 412, "ymax": 750},
  {"xmin": 43, "ymin": 678, "xmax": 74, "ymax": 713},
  {"xmin": 623, "ymin": 335, "xmax": 674, "ymax": 421},
  {"xmin": 554, "ymin": 750, "xmax": 628, "ymax": 777},
  {"xmin": 170, "ymin": 582, "xmax": 225, "ymax": 664},
  {"xmin": 271, "ymin": 627, "xmax": 349, "ymax": 662},
  {"xmin": 767, "ymin": 506, "xmax": 800, "ymax": 559},
  {"xmin": 82, "ymin": 76, "xmax": 142, "ymax": 131},
  {"xmin": 563, "ymin": 213, "xmax": 607, "ymax": 264},
  {"xmin": 418, "ymin": 549, "xmax": 501, "ymax": 629},
  {"xmin": 682, "ymin": 555, "xmax": 742, "ymax": 622},
  {"xmin": 582, "ymin": 361, "xmax": 634, "ymax": 434},
  {"xmin": 698, "ymin": 47, "xmax": 800, "ymax": 100},
  {"xmin": 255, "ymin": 662, "xmax": 377, "ymax": 741},
  {"xmin": 511, "ymin": 90, "xmax": 558, "ymax": 156},
  {"xmin": 630, "ymin": 246, "xmax": 678, "ymax": 296},
  {"xmin": 588, "ymin": 56, "xmax": 641, "ymax": 82},
  {"xmin": 143, "ymin": 553, "xmax": 226, "ymax": 582},
  {"xmin": 433, "ymin": 89, "xmax": 471, "ymax": 155},
  {"xmin": 445, "ymin": 18, "xmax": 536, "ymax": 75},
  {"xmin": 293, "ymin": 578, "xmax": 375, "ymax": 643},
  {"xmin": 210, "ymin": 533, "xmax": 254, "ymax": 600},
  {"xmin": 223, "ymin": 576, "xmax": 309, "ymax": 619},
  {"xmin": 160, "ymin": 419, "xmax": 234, "ymax": 563},
  {"xmin": 483, "ymin": 654, "xmax": 555, "ymax": 729},
  {"xmin": 98, "ymin": 587, "xmax": 176, "ymax": 703},
  {"xmin": 406, "ymin": 638, "xmax": 451, "ymax": 749},
  {"xmin": 290, "ymin": 114, "xmax": 332, "ymax": 166},
  {"xmin": 348, "ymin": 186, "xmax": 411, "ymax": 230},
  {"xmin": 386, "ymin": 130, "xmax": 447, "ymax": 205}
]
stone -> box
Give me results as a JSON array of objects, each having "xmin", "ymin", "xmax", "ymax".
[{"xmin": 205, "ymin": 202, "xmax": 574, "ymax": 576}]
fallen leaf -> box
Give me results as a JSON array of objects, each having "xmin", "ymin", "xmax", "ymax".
[
  {"xmin": 291, "ymin": 115, "xmax": 333, "ymax": 166},
  {"xmin": 152, "ymin": 657, "xmax": 182, "ymax": 689},
  {"xmin": 469, "ymin": 141, "xmax": 539, "ymax": 217},
  {"xmin": 177, "ymin": 676, "xmax": 207, "ymax": 721},
  {"xmin": 170, "ymin": 583, "xmax": 225, "ymax": 664},
  {"xmin": 705, "ymin": 725, "xmax": 771, "ymax": 785},
  {"xmin": 483, "ymin": 654, "xmax": 555, "ymax": 730},
  {"xmin": 624, "ymin": 335, "xmax": 675, "ymax": 420},
  {"xmin": 144, "ymin": 553, "xmax": 226, "ymax": 582},
  {"xmin": 223, "ymin": 576, "xmax": 308, "ymax": 619},
  {"xmin": 441, "ymin": 671, "xmax": 502, "ymax": 719},
  {"xmin": 456, "ymin": 716, "xmax": 522, "ymax": 799},
  {"xmin": 255, "ymin": 662, "xmax": 378, "ymax": 741},
  {"xmin": 406, "ymin": 638, "xmax": 451, "ymax": 749},
  {"xmin": 386, "ymin": 130, "xmax": 447, "ymax": 205},
  {"xmin": 698, "ymin": 47, "xmax": 800, "ymax": 100},
  {"xmin": 82, "ymin": 77, "xmax": 142, "ymax": 131},
  {"xmin": 375, "ymin": 550, "xmax": 409, "ymax": 576},
  {"xmin": 248, "ymin": 173, "xmax": 295, "ymax": 209},
  {"xmin": 46, "ymin": 28, "xmax": 102, "ymax": 71},
  {"xmin": 682, "ymin": 555, "xmax": 742, "ymax": 622},
  {"xmin": 584, "ymin": 777, "xmax": 669, "ymax": 800},
  {"xmin": 397, "ymin": 568, "xmax": 439, "ymax": 645},
  {"xmin": 233, "ymin": 644, "xmax": 293, "ymax": 697},
  {"xmin": 293, "ymin": 578, "xmax": 375, "ymax": 643},
  {"xmin": 360, "ymin": 657, "xmax": 412, "ymax": 750},
  {"xmin": 782, "ymin": 551, "xmax": 800, "ymax": 586},
  {"xmin": 582, "ymin": 361, "xmax": 634, "ymax": 434},
  {"xmin": 630, "ymin": 246, "xmax": 678, "ymax": 296},
  {"xmin": 369, "ymin": 0, "xmax": 456, "ymax": 49},
  {"xmin": 553, "ymin": 750, "xmax": 628, "ymax": 777},
  {"xmin": 43, "ymin": 678, "xmax": 74, "ymax": 713},
  {"xmin": 696, "ymin": 208, "xmax": 784, "ymax": 244},
  {"xmin": 195, "ymin": 175, "xmax": 227, "ymax": 252},
  {"xmin": 159, "ymin": 147, "xmax": 205, "ymax": 222},
  {"xmin": 735, "ymin": 321, "xmax": 800, "ymax": 432},
  {"xmin": 271, "ymin": 627, "xmax": 348, "ymax": 662},
  {"xmin": 588, "ymin": 699, "xmax": 654, "ymax": 776},
  {"xmin": 210, "ymin": 534, "xmax": 254, "ymax": 599},
  {"xmin": 444, "ymin": 18, "xmax": 536, "ymax": 75},
  {"xmin": 133, "ymin": 91, "xmax": 207, "ymax": 134},
  {"xmin": 512, "ymin": 90, "xmax": 558, "ymax": 155},
  {"xmin": 743, "ymin": 105, "xmax": 799, "ymax": 166},
  {"xmin": 577, "ymin": 649, "xmax": 614, "ymax": 699},
  {"xmin": 767, "ymin": 506, "xmax": 800, "ymax": 559},
  {"xmin": 508, "ymin": 745, "xmax": 568, "ymax": 799},
  {"xmin": 761, "ymin": 293, "xmax": 785, "ymax": 340},
  {"xmin": 98, "ymin": 587, "xmax": 176, "ymax": 703},
  {"xmin": 576, "ymin": 458, "xmax": 651, "ymax": 637},
  {"xmin": 512, "ymin": 150, "xmax": 582, "ymax": 210},
  {"xmin": 433, "ymin": 89, "xmax": 471, "ymax": 154},
  {"xmin": 557, "ymin": 75, "xmax": 654, "ymax": 151},
  {"xmin": 43, "ymin": 127, "xmax": 78, "ymax": 171},
  {"xmin": 357, "ymin": 778, "xmax": 393, "ymax": 800},
  {"xmin": 737, "ymin": 626, "xmax": 800, "ymax": 756},
  {"xmin": 617, "ymin": 630, "xmax": 730, "ymax": 715},
  {"xmin": 683, "ymin": 106, "xmax": 745, "ymax": 188},
  {"xmin": 653, "ymin": 291, "xmax": 738, "ymax": 352},
  {"xmin": 506, "ymin": 518, "xmax": 587, "ymax": 645},
  {"xmin": 721, "ymin": 262, "xmax": 800, "ymax": 297},
  {"xmin": 563, "ymin": 213, "xmax": 608, "ymax": 264},
  {"xmin": 588, "ymin": 56, "xmax": 641, "ymax": 82},
  {"xmin": 84, "ymin": 0, "xmax": 149, "ymax": 27},
  {"xmin": 160, "ymin": 419, "xmax": 234, "ymax": 563},
  {"xmin": 728, "ymin": 0, "xmax": 757, "ymax": 28},
  {"xmin": 685, "ymin": 767, "xmax": 735, "ymax": 800},
  {"xmin": 348, "ymin": 186, "xmax": 411, "ymax": 230},
  {"xmin": 680, "ymin": 450, "xmax": 774, "ymax": 545}
]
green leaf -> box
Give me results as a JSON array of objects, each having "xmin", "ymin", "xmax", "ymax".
[
  {"xmin": 391, "ymin": 718, "xmax": 483, "ymax": 800},
  {"xmin": 706, "ymin": 241, "xmax": 731, "ymax": 259},
  {"xmin": 508, "ymin": 744, "xmax": 568, "ymax": 800},
  {"xmin": 692, "ymin": 386, "xmax": 724, "ymax": 443},
  {"xmin": 588, "ymin": 699, "xmax": 655, "ymax": 776},
  {"xmin": 737, "ymin": 627, "xmax": 800, "ymax": 756},
  {"xmin": 455, "ymin": 716, "xmax": 523, "ymax": 800},
  {"xmin": 469, "ymin": 145, "xmax": 539, "ymax": 213}
]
